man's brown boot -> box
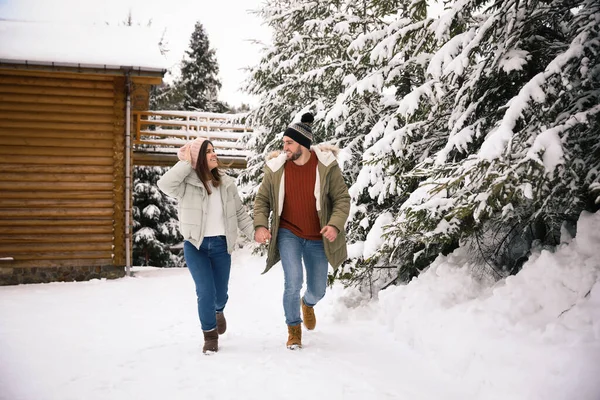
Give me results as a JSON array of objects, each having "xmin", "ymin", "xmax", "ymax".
[
  {"xmin": 202, "ymin": 329, "xmax": 219, "ymax": 354},
  {"xmin": 301, "ymin": 297, "xmax": 316, "ymax": 330},
  {"xmin": 216, "ymin": 312, "xmax": 227, "ymax": 335},
  {"xmin": 286, "ymin": 324, "xmax": 302, "ymax": 350}
]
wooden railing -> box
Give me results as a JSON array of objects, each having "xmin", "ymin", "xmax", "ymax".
[{"xmin": 132, "ymin": 111, "xmax": 252, "ymax": 168}]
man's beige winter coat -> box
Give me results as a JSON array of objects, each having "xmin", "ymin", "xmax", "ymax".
[
  {"xmin": 253, "ymin": 144, "xmax": 351, "ymax": 274},
  {"xmin": 157, "ymin": 161, "xmax": 254, "ymax": 253}
]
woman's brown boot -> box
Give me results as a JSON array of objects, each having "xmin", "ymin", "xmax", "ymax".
[
  {"xmin": 216, "ymin": 312, "xmax": 227, "ymax": 335},
  {"xmin": 203, "ymin": 329, "xmax": 219, "ymax": 354}
]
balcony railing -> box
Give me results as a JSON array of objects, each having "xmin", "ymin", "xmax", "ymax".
[{"xmin": 132, "ymin": 110, "xmax": 252, "ymax": 168}]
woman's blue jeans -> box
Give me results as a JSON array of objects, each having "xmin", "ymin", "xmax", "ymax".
[
  {"xmin": 183, "ymin": 237, "xmax": 231, "ymax": 331},
  {"xmin": 277, "ymin": 228, "xmax": 328, "ymax": 326}
]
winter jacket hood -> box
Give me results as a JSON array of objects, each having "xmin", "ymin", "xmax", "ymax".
[{"xmin": 265, "ymin": 144, "xmax": 341, "ymax": 172}]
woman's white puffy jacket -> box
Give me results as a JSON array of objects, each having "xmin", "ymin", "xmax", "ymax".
[{"xmin": 157, "ymin": 161, "xmax": 254, "ymax": 253}]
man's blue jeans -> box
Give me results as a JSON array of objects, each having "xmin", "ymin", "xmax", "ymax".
[
  {"xmin": 183, "ymin": 237, "xmax": 231, "ymax": 331},
  {"xmin": 277, "ymin": 228, "xmax": 328, "ymax": 326}
]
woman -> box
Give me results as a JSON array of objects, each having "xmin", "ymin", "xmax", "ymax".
[{"xmin": 157, "ymin": 137, "xmax": 254, "ymax": 354}]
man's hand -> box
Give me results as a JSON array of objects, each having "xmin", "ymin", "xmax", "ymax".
[
  {"xmin": 254, "ymin": 227, "xmax": 272, "ymax": 244},
  {"xmin": 320, "ymin": 225, "xmax": 339, "ymax": 242}
]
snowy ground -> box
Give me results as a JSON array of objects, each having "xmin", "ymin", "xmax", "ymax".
[{"xmin": 1, "ymin": 212, "xmax": 599, "ymax": 400}]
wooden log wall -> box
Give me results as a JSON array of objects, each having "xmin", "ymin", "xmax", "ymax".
[{"xmin": 0, "ymin": 69, "xmax": 125, "ymax": 271}]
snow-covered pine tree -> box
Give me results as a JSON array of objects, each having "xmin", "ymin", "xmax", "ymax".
[
  {"xmin": 329, "ymin": 0, "xmax": 436, "ymax": 288},
  {"xmin": 239, "ymin": 0, "xmax": 403, "ymax": 202},
  {"xmin": 179, "ymin": 21, "xmax": 225, "ymax": 112},
  {"xmin": 354, "ymin": 0, "xmax": 600, "ymax": 286},
  {"xmin": 239, "ymin": 0, "xmax": 347, "ymax": 197},
  {"xmin": 132, "ymin": 166, "xmax": 184, "ymax": 267},
  {"xmin": 241, "ymin": 0, "xmax": 598, "ymax": 291}
]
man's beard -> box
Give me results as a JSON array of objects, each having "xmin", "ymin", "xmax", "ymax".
[{"xmin": 288, "ymin": 148, "xmax": 302, "ymax": 161}]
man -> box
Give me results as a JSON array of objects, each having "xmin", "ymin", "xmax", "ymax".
[{"xmin": 253, "ymin": 112, "xmax": 350, "ymax": 350}]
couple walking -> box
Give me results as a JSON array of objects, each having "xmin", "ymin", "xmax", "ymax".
[{"xmin": 157, "ymin": 113, "xmax": 350, "ymax": 354}]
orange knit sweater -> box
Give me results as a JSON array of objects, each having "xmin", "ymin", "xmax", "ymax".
[{"xmin": 279, "ymin": 152, "xmax": 322, "ymax": 240}]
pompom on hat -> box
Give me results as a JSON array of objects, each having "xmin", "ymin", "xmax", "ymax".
[
  {"xmin": 283, "ymin": 112, "xmax": 314, "ymax": 150},
  {"xmin": 300, "ymin": 113, "xmax": 314, "ymax": 124},
  {"xmin": 177, "ymin": 137, "xmax": 207, "ymax": 168}
]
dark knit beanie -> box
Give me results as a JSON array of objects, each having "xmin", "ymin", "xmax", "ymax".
[{"xmin": 284, "ymin": 113, "xmax": 314, "ymax": 150}]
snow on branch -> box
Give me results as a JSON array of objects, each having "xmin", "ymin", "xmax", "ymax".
[{"xmin": 479, "ymin": 27, "xmax": 593, "ymax": 161}]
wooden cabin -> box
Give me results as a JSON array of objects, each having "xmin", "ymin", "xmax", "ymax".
[{"xmin": 0, "ymin": 21, "xmax": 166, "ymax": 285}]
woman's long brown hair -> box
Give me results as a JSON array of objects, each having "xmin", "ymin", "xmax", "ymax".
[{"xmin": 194, "ymin": 140, "xmax": 222, "ymax": 194}]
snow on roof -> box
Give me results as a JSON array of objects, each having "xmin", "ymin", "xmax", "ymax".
[{"xmin": 0, "ymin": 20, "xmax": 168, "ymax": 72}]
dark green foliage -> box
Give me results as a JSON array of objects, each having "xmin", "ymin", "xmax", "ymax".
[{"xmin": 132, "ymin": 166, "xmax": 184, "ymax": 268}]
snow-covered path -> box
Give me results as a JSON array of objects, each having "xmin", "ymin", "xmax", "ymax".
[{"xmin": 0, "ymin": 248, "xmax": 464, "ymax": 400}]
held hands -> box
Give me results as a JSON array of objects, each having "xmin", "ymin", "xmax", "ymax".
[
  {"xmin": 320, "ymin": 225, "xmax": 339, "ymax": 242},
  {"xmin": 254, "ymin": 226, "xmax": 272, "ymax": 244},
  {"xmin": 254, "ymin": 225, "xmax": 337, "ymax": 244}
]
